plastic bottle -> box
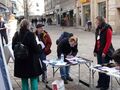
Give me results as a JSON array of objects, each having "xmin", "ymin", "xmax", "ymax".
[{"xmin": 61, "ymin": 54, "xmax": 64, "ymax": 63}]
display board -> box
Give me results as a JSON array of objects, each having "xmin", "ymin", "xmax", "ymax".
[{"xmin": 0, "ymin": 35, "xmax": 13, "ymax": 90}]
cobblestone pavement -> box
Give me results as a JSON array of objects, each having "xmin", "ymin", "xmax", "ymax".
[{"xmin": 9, "ymin": 25, "xmax": 120, "ymax": 90}]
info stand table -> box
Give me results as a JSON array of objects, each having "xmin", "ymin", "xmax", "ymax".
[
  {"xmin": 91, "ymin": 65, "xmax": 120, "ymax": 90},
  {"xmin": 43, "ymin": 56, "xmax": 93, "ymax": 90}
]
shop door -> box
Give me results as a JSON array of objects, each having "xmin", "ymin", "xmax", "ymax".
[{"xmin": 83, "ymin": 5, "xmax": 90, "ymax": 26}]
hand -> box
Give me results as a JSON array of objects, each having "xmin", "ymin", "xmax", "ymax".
[
  {"xmin": 39, "ymin": 41, "xmax": 45, "ymax": 49},
  {"xmin": 94, "ymin": 53, "xmax": 97, "ymax": 57},
  {"xmin": 102, "ymin": 53, "xmax": 106, "ymax": 58},
  {"xmin": 66, "ymin": 55, "xmax": 74, "ymax": 58}
]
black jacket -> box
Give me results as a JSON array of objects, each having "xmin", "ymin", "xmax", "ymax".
[
  {"xmin": 94, "ymin": 23, "xmax": 114, "ymax": 57},
  {"xmin": 57, "ymin": 38, "xmax": 78, "ymax": 59},
  {"xmin": 12, "ymin": 28, "xmax": 43, "ymax": 78},
  {"xmin": 0, "ymin": 21, "xmax": 6, "ymax": 33}
]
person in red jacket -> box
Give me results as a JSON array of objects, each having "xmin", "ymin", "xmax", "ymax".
[
  {"xmin": 35, "ymin": 24, "xmax": 52, "ymax": 83},
  {"xmin": 94, "ymin": 16, "xmax": 114, "ymax": 90}
]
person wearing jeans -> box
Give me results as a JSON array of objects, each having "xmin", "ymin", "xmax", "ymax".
[
  {"xmin": 57, "ymin": 36, "xmax": 78, "ymax": 84},
  {"xmin": 60, "ymin": 66, "xmax": 70, "ymax": 80},
  {"xmin": 39, "ymin": 50, "xmax": 47, "ymax": 82}
]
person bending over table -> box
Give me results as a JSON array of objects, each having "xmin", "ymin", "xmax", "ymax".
[{"xmin": 57, "ymin": 36, "xmax": 78, "ymax": 84}]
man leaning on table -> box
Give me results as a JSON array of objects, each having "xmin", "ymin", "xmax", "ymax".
[
  {"xmin": 57, "ymin": 36, "xmax": 78, "ymax": 84},
  {"xmin": 94, "ymin": 16, "xmax": 114, "ymax": 90}
]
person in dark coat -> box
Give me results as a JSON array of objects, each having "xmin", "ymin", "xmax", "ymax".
[
  {"xmin": 94, "ymin": 16, "xmax": 114, "ymax": 90},
  {"xmin": 0, "ymin": 15, "xmax": 8, "ymax": 45},
  {"xmin": 12, "ymin": 19, "xmax": 43, "ymax": 90},
  {"xmin": 57, "ymin": 36, "xmax": 78, "ymax": 84}
]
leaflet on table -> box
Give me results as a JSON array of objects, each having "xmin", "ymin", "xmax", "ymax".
[
  {"xmin": 68, "ymin": 60, "xmax": 78, "ymax": 65},
  {"xmin": 43, "ymin": 60, "xmax": 67, "ymax": 66},
  {"xmin": 55, "ymin": 61, "xmax": 67, "ymax": 66},
  {"xmin": 66, "ymin": 57, "xmax": 86, "ymax": 63},
  {"xmin": 66, "ymin": 57, "xmax": 79, "ymax": 61},
  {"xmin": 94, "ymin": 65, "xmax": 120, "ymax": 76}
]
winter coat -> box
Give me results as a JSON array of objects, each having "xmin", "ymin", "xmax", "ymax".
[{"xmin": 12, "ymin": 28, "xmax": 43, "ymax": 78}]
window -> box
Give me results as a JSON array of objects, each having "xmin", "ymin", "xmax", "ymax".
[{"xmin": 98, "ymin": 2, "xmax": 106, "ymax": 18}]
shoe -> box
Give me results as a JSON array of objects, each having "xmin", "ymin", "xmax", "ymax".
[
  {"xmin": 96, "ymin": 85, "xmax": 101, "ymax": 88},
  {"xmin": 67, "ymin": 77, "xmax": 73, "ymax": 81},
  {"xmin": 63, "ymin": 79, "xmax": 68, "ymax": 84},
  {"xmin": 61, "ymin": 77, "xmax": 68, "ymax": 84},
  {"xmin": 100, "ymin": 87, "xmax": 109, "ymax": 90}
]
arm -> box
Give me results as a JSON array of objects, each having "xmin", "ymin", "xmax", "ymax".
[
  {"xmin": 71, "ymin": 45, "xmax": 78, "ymax": 56},
  {"xmin": 0, "ymin": 22, "xmax": 6, "ymax": 30},
  {"xmin": 12, "ymin": 32, "xmax": 18, "ymax": 50},
  {"xmin": 29, "ymin": 33, "xmax": 42, "ymax": 53},
  {"xmin": 94, "ymin": 30, "xmax": 98, "ymax": 53},
  {"xmin": 44, "ymin": 34, "xmax": 52, "ymax": 52},
  {"xmin": 103, "ymin": 28, "xmax": 112, "ymax": 54},
  {"xmin": 57, "ymin": 43, "xmax": 63, "ymax": 59},
  {"xmin": 94, "ymin": 42, "xmax": 97, "ymax": 53}
]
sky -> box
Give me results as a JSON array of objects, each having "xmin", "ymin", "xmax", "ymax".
[
  {"xmin": 37, "ymin": 0, "xmax": 45, "ymax": 15},
  {"xmin": 14, "ymin": 0, "xmax": 45, "ymax": 16}
]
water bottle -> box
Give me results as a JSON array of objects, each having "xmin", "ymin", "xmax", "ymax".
[{"xmin": 61, "ymin": 54, "xmax": 64, "ymax": 63}]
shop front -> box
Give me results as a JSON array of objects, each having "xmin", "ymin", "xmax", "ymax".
[
  {"xmin": 80, "ymin": 0, "xmax": 91, "ymax": 26},
  {"xmin": 0, "ymin": 3, "xmax": 10, "ymax": 20},
  {"xmin": 83, "ymin": 4, "xmax": 90, "ymax": 26},
  {"xmin": 61, "ymin": 9, "xmax": 74, "ymax": 26},
  {"xmin": 98, "ymin": 1, "xmax": 106, "ymax": 19}
]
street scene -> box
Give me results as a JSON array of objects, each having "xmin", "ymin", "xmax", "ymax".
[{"xmin": 0, "ymin": 0, "xmax": 120, "ymax": 90}]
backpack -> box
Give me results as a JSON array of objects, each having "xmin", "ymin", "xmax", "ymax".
[
  {"xmin": 13, "ymin": 32, "xmax": 29, "ymax": 60},
  {"xmin": 56, "ymin": 32, "xmax": 73, "ymax": 45}
]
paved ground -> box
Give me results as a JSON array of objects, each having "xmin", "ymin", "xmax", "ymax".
[{"xmin": 8, "ymin": 25, "xmax": 120, "ymax": 90}]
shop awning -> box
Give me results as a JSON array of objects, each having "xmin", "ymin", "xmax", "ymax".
[{"xmin": 80, "ymin": 0, "xmax": 90, "ymax": 4}]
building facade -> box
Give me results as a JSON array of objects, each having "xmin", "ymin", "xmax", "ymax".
[
  {"xmin": 0, "ymin": 0, "xmax": 12, "ymax": 20},
  {"xmin": 14, "ymin": 0, "xmax": 44, "ymax": 18},
  {"xmin": 44, "ymin": 0, "xmax": 76, "ymax": 26},
  {"xmin": 78, "ymin": 0, "xmax": 120, "ymax": 33},
  {"xmin": 44, "ymin": 0, "xmax": 120, "ymax": 33}
]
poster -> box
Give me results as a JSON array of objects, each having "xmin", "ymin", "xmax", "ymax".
[{"xmin": 0, "ymin": 35, "xmax": 13, "ymax": 90}]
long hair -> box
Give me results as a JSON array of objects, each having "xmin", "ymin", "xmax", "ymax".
[{"xmin": 20, "ymin": 19, "xmax": 29, "ymax": 30}]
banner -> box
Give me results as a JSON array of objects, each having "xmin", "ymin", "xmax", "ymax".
[
  {"xmin": 80, "ymin": 0, "xmax": 90, "ymax": 4},
  {"xmin": 0, "ymin": 35, "xmax": 13, "ymax": 90}
]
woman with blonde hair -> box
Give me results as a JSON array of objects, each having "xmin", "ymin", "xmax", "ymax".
[
  {"xmin": 57, "ymin": 36, "xmax": 78, "ymax": 84},
  {"xmin": 12, "ymin": 19, "xmax": 43, "ymax": 90}
]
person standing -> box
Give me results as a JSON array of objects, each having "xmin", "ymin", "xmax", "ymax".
[
  {"xmin": 6, "ymin": 14, "xmax": 17, "ymax": 42},
  {"xmin": 12, "ymin": 19, "xmax": 43, "ymax": 90},
  {"xmin": 35, "ymin": 24, "xmax": 52, "ymax": 83},
  {"xmin": 0, "ymin": 15, "xmax": 8, "ymax": 45},
  {"xmin": 94, "ymin": 16, "xmax": 114, "ymax": 90},
  {"xmin": 57, "ymin": 36, "xmax": 78, "ymax": 84}
]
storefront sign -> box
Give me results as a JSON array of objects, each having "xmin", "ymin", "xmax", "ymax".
[{"xmin": 80, "ymin": 0, "xmax": 90, "ymax": 4}]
